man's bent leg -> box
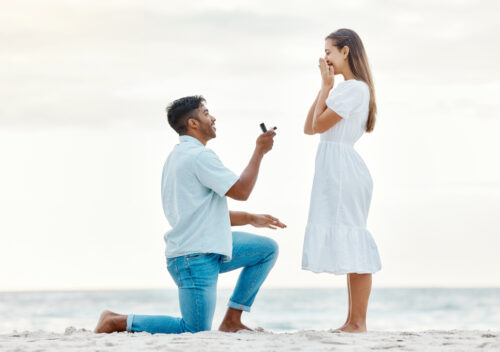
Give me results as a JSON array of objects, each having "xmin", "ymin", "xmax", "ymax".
[
  {"xmin": 95, "ymin": 310, "xmax": 187, "ymax": 334},
  {"xmin": 126, "ymin": 314, "xmax": 185, "ymax": 334},
  {"xmin": 124, "ymin": 254, "xmax": 220, "ymax": 334},
  {"xmin": 218, "ymin": 232, "xmax": 278, "ymax": 331}
]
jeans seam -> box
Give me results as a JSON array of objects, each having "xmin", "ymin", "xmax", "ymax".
[
  {"xmin": 184, "ymin": 258, "xmax": 200, "ymax": 331},
  {"xmin": 229, "ymin": 248, "xmax": 275, "ymax": 307},
  {"xmin": 174, "ymin": 260, "xmax": 180, "ymax": 285},
  {"xmin": 239, "ymin": 261, "xmax": 263, "ymax": 308},
  {"xmin": 238, "ymin": 246, "xmax": 277, "ymax": 308},
  {"xmin": 230, "ymin": 252, "xmax": 268, "ymax": 260}
]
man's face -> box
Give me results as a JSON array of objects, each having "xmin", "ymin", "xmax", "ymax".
[{"xmin": 195, "ymin": 103, "xmax": 217, "ymax": 140}]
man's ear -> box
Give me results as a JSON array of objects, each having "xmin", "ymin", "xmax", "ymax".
[{"xmin": 187, "ymin": 118, "xmax": 199, "ymax": 131}]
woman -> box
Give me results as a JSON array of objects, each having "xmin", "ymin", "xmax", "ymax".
[{"xmin": 302, "ymin": 28, "xmax": 382, "ymax": 333}]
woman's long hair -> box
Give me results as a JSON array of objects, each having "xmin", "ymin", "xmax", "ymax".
[{"xmin": 326, "ymin": 29, "xmax": 376, "ymax": 132}]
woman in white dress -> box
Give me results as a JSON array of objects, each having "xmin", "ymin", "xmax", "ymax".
[{"xmin": 302, "ymin": 28, "xmax": 381, "ymax": 333}]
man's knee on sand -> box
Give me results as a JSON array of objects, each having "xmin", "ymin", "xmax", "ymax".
[{"xmin": 182, "ymin": 315, "xmax": 213, "ymax": 333}]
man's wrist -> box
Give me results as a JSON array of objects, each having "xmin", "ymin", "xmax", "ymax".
[
  {"xmin": 253, "ymin": 147, "xmax": 265, "ymax": 159},
  {"xmin": 246, "ymin": 212, "xmax": 254, "ymax": 225}
]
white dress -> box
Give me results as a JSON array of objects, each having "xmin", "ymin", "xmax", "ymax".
[{"xmin": 302, "ymin": 80, "xmax": 382, "ymax": 274}]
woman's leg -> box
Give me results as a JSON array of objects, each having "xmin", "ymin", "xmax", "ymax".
[
  {"xmin": 340, "ymin": 273, "xmax": 372, "ymax": 333},
  {"xmin": 346, "ymin": 275, "xmax": 352, "ymax": 324},
  {"xmin": 333, "ymin": 274, "xmax": 352, "ymax": 331}
]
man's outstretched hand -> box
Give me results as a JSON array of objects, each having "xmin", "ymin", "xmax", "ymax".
[{"xmin": 249, "ymin": 214, "xmax": 287, "ymax": 229}]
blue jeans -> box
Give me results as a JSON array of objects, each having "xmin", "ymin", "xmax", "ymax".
[{"xmin": 126, "ymin": 231, "xmax": 278, "ymax": 334}]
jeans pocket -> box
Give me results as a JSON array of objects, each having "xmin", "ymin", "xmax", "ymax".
[{"xmin": 167, "ymin": 259, "xmax": 182, "ymax": 287}]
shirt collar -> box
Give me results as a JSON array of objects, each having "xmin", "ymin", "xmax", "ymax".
[{"xmin": 179, "ymin": 135, "xmax": 204, "ymax": 147}]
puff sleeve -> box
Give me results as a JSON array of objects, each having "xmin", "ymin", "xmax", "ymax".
[{"xmin": 325, "ymin": 81, "xmax": 366, "ymax": 119}]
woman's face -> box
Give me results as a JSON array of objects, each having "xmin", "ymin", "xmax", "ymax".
[{"xmin": 324, "ymin": 39, "xmax": 346, "ymax": 75}]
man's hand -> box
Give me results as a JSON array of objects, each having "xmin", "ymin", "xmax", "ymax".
[
  {"xmin": 255, "ymin": 130, "xmax": 276, "ymax": 155},
  {"xmin": 249, "ymin": 214, "xmax": 287, "ymax": 229},
  {"xmin": 226, "ymin": 130, "xmax": 276, "ymax": 201}
]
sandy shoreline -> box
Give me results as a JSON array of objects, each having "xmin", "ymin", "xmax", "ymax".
[{"xmin": 1, "ymin": 328, "xmax": 499, "ymax": 351}]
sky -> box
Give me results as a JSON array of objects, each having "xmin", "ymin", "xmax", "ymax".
[{"xmin": 1, "ymin": 0, "xmax": 500, "ymax": 291}]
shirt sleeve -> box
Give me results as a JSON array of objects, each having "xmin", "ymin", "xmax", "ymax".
[
  {"xmin": 194, "ymin": 149, "xmax": 239, "ymax": 197},
  {"xmin": 325, "ymin": 82, "xmax": 365, "ymax": 119}
]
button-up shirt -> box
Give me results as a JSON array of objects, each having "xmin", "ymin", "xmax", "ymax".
[{"xmin": 161, "ymin": 135, "xmax": 239, "ymax": 261}]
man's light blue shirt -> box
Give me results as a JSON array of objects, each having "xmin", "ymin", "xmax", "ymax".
[{"xmin": 161, "ymin": 135, "xmax": 239, "ymax": 261}]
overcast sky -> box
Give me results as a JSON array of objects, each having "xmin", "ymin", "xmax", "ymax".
[{"xmin": 1, "ymin": 0, "xmax": 499, "ymax": 291}]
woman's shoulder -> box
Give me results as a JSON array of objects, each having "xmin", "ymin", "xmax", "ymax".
[
  {"xmin": 344, "ymin": 80, "xmax": 370, "ymax": 101},
  {"xmin": 341, "ymin": 79, "xmax": 368, "ymax": 90},
  {"xmin": 333, "ymin": 79, "xmax": 369, "ymax": 97}
]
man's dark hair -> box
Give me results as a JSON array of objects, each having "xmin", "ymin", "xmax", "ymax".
[{"xmin": 166, "ymin": 95, "xmax": 206, "ymax": 135}]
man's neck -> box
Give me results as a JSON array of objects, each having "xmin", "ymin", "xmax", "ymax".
[{"xmin": 184, "ymin": 132, "xmax": 207, "ymax": 146}]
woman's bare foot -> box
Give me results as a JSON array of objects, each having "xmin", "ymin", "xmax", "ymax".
[
  {"xmin": 339, "ymin": 321, "xmax": 367, "ymax": 333},
  {"xmin": 331, "ymin": 320, "xmax": 350, "ymax": 332},
  {"xmin": 330, "ymin": 326, "xmax": 345, "ymax": 333},
  {"xmin": 94, "ymin": 310, "xmax": 127, "ymax": 333}
]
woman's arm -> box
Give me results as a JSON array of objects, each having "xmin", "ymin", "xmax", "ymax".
[
  {"xmin": 312, "ymin": 87, "xmax": 342, "ymax": 134},
  {"xmin": 304, "ymin": 91, "xmax": 320, "ymax": 135},
  {"xmin": 311, "ymin": 58, "xmax": 342, "ymax": 133}
]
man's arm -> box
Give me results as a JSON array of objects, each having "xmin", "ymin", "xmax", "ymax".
[
  {"xmin": 230, "ymin": 210, "xmax": 287, "ymax": 229},
  {"xmin": 225, "ymin": 130, "xmax": 276, "ymax": 201},
  {"xmin": 229, "ymin": 211, "xmax": 251, "ymax": 226}
]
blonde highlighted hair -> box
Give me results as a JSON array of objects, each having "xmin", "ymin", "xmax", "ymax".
[{"xmin": 326, "ymin": 29, "xmax": 377, "ymax": 132}]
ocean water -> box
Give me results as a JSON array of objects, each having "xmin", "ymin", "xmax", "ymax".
[{"xmin": 0, "ymin": 288, "xmax": 499, "ymax": 333}]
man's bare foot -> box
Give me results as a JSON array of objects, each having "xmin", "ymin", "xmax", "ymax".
[
  {"xmin": 339, "ymin": 321, "xmax": 367, "ymax": 333},
  {"xmin": 218, "ymin": 321, "xmax": 253, "ymax": 333},
  {"xmin": 94, "ymin": 310, "xmax": 127, "ymax": 333},
  {"xmin": 218, "ymin": 307, "xmax": 253, "ymax": 333}
]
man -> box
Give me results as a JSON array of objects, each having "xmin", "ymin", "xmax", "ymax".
[{"xmin": 95, "ymin": 95, "xmax": 286, "ymax": 334}]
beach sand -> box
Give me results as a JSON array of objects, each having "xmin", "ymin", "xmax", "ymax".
[{"xmin": 1, "ymin": 328, "xmax": 499, "ymax": 351}]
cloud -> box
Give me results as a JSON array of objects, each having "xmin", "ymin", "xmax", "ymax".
[{"xmin": 1, "ymin": 0, "xmax": 499, "ymax": 127}]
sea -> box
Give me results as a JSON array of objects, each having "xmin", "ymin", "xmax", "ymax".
[{"xmin": 1, "ymin": 288, "xmax": 499, "ymax": 333}]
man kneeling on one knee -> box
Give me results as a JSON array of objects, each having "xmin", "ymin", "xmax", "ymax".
[{"xmin": 95, "ymin": 95, "xmax": 286, "ymax": 334}]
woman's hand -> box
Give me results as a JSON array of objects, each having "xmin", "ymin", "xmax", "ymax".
[
  {"xmin": 318, "ymin": 58, "xmax": 334, "ymax": 89},
  {"xmin": 249, "ymin": 214, "xmax": 287, "ymax": 229}
]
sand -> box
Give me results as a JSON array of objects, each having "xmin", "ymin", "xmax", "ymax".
[{"xmin": 1, "ymin": 328, "xmax": 499, "ymax": 351}]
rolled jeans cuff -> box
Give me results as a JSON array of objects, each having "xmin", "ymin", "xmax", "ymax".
[
  {"xmin": 227, "ymin": 300, "xmax": 251, "ymax": 312},
  {"xmin": 126, "ymin": 314, "xmax": 134, "ymax": 332}
]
